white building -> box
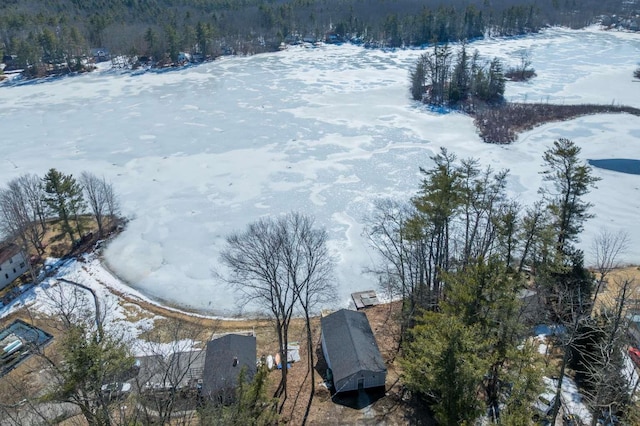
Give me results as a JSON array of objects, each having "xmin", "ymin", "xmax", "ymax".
[{"xmin": 0, "ymin": 244, "xmax": 28, "ymax": 291}]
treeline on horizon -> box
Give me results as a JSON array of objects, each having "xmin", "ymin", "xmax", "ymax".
[{"xmin": 0, "ymin": 0, "xmax": 636, "ymax": 71}]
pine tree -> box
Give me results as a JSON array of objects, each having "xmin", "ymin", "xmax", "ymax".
[
  {"xmin": 410, "ymin": 54, "xmax": 428, "ymax": 101},
  {"xmin": 402, "ymin": 312, "xmax": 488, "ymax": 426},
  {"xmin": 43, "ymin": 168, "xmax": 85, "ymax": 244},
  {"xmin": 539, "ymin": 138, "xmax": 600, "ymax": 258},
  {"xmin": 449, "ymin": 42, "xmax": 470, "ymax": 104}
]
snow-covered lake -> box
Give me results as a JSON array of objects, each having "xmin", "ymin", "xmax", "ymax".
[{"xmin": 1, "ymin": 27, "xmax": 639, "ymax": 315}]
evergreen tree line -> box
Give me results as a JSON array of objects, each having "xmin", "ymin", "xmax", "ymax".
[
  {"xmin": 410, "ymin": 43, "xmax": 506, "ymax": 110},
  {"xmin": 0, "ymin": 168, "xmax": 120, "ymax": 266},
  {"xmin": 0, "ymin": 0, "xmax": 633, "ymax": 74},
  {"xmin": 365, "ymin": 138, "xmax": 636, "ymax": 424}
]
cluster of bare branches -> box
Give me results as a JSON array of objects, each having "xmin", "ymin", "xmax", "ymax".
[
  {"xmin": 220, "ymin": 212, "xmax": 335, "ymax": 423},
  {"xmin": 504, "ymin": 50, "xmax": 536, "ymax": 82},
  {"xmin": 474, "ymin": 103, "xmax": 640, "ymax": 144}
]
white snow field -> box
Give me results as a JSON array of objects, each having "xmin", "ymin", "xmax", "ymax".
[{"xmin": 1, "ymin": 27, "xmax": 639, "ymax": 315}]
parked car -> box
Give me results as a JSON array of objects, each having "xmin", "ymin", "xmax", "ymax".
[
  {"xmin": 534, "ymin": 391, "xmax": 557, "ymax": 418},
  {"xmin": 628, "ymin": 347, "xmax": 640, "ymax": 368},
  {"xmin": 533, "ymin": 377, "xmax": 558, "ymax": 419},
  {"xmin": 101, "ymin": 382, "xmax": 131, "ymax": 400}
]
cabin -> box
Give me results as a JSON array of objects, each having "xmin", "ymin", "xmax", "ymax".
[
  {"xmin": 201, "ymin": 334, "xmax": 257, "ymax": 403},
  {"xmin": 320, "ymin": 309, "xmax": 386, "ymax": 393},
  {"xmin": 90, "ymin": 48, "xmax": 110, "ymax": 63},
  {"xmin": 0, "ymin": 244, "xmax": 28, "ymax": 291}
]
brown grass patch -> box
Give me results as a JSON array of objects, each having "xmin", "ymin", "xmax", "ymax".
[
  {"xmin": 593, "ymin": 266, "xmax": 640, "ymax": 314},
  {"xmin": 474, "ymin": 103, "xmax": 640, "ymax": 144}
]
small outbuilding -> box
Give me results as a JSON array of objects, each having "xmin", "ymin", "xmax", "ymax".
[
  {"xmin": 320, "ymin": 309, "xmax": 386, "ymax": 393},
  {"xmin": 351, "ymin": 290, "xmax": 379, "ymax": 310},
  {"xmin": 201, "ymin": 334, "xmax": 256, "ymax": 403}
]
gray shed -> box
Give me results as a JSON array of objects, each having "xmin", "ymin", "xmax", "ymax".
[
  {"xmin": 201, "ymin": 334, "xmax": 256, "ymax": 403},
  {"xmin": 320, "ymin": 309, "xmax": 386, "ymax": 393}
]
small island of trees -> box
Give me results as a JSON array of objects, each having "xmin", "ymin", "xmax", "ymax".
[{"xmin": 410, "ymin": 45, "xmax": 640, "ymax": 144}]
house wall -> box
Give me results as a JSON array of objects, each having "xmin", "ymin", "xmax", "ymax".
[
  {"xmin": 335, "ymin": 370, "xmax": 386, "ymax": 393},
  {"xmin": 320, "ymin": 331, "xmax": 332, "ymax": 370},
  {"xmin": 0, "ymin": 252, "xmax": 28, "ymax": 290}
]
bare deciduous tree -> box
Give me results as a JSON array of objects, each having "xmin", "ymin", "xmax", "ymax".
[
  {"xmin": 80, "ymin": 172, "xmax": 119, "ymax": 237},
  {"xmin": 591, "ymin": 228, "xmax": 629, "ymax": 307},
  {"xmin": 283, "ymin": 214, "xmax": 335, "ymax": 425},
  {"xmin": 220, "ymin": 212, "xmax": 335, "ymax": 414},
  {"xmin": 0, "ymin": 174, "xmax": 47, "ymax": 256},
  {"xmin": 25, "ymin": 282, "xmax": 135, "ymax": 426},
  {"xmin": 584, "ymin": 275, "xmax": 635, "ymax": 425},
  {"xmin": 364, "ymin": 198, "xmax": 423, "ymax": 335}
]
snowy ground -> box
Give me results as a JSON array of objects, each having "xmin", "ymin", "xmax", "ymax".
[
  {"xmin": 1, "ymin": 27, "xmax": 639, "ymax": 315},
  {"xmin": 0, "ymin": 253, "xmax": 211, "ymax": 356}
]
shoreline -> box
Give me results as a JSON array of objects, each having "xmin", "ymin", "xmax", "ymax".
[
  {"xmin": 96, "ymin": 253, "xmax": 262, "ymax": 323},
  {"xmin": 4, "ymin": 25, "xmax": 637, "ymax": 89}
]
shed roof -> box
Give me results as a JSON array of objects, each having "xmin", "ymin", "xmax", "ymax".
[
  {"xmin": 320, "ymin": 309, "xmax": 386, "ymax": 383},
  {"xmin": 136, "ymin": 354, "xmax": 167, "ymax": 389},
  {"xmin": 136, "ymin": 350, "xmax": 205, "ymax": 390},
  {"xmin": 202, "ymin": 334, "xmax": 256, "ymax": 399},
  {"xmin": 351, "ymin": 290, "xmax": 379, "ymax": 310},
  {"xmin": 168, "ymin": 350, "xmax": 206, "ymax": 388}
]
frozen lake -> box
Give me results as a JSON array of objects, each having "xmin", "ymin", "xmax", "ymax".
[{"xmin": 1, "ymin": 27, "xmax": 639, "ymax": 315}]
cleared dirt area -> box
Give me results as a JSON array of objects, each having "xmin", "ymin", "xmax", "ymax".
[
  {"xmin": 1, "ymin": 284, "xmax": 416, "ymax": 425},
  {"xmin": 115, "ymin": 297, "xmax": 414, "ymax": 425},
  {"xmin": 593, "ymin": 266, "xmax": 640, "ymax": 314}
]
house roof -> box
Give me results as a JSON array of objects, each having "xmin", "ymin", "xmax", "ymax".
[
  {"xmin": 0, "ymin": 243, "xmax": 21, "ymax": 265},
  {"xmin": 320, "ymin": 309, "xmax": 386, "ymax": 383},
  {"xmin": 136, "ymin": 350, "xmax": 205, "ymax": 390},
  {"xmin": 168, "ymin": 350, "xmax": 206, "ymax": 388},
  {"xmin": 201, "ymin": 334, "xmax": 256, "ymax": 399},
  {"xmin": 136, "ymin": 354, "xmax": 167, "ymax": 389}
]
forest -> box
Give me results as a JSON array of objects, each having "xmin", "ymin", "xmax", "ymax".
[
  {"xmin": 0, "ymin": 0, "xmax": 637, "ymax": 76},
  {"xmin": 365, "ymin": 138, "xmax": 636, "ymax": 424}
]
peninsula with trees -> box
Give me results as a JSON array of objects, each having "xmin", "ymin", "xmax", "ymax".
[{"xmin": 410, "ymin": 44, "xmax": 640, "ymax": 144}]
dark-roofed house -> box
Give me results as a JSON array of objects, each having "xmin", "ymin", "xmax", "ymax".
[
  {"xmin": 0, "ymin": 243, "xmax": 28, "ymax": 291},
  {"xmin": 202, "ymin": 334, "xmax": 256, "ymax": 403},
  {"xmin": 320, "ymin": 309, "xmax": 386, "ymax": 393}
]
